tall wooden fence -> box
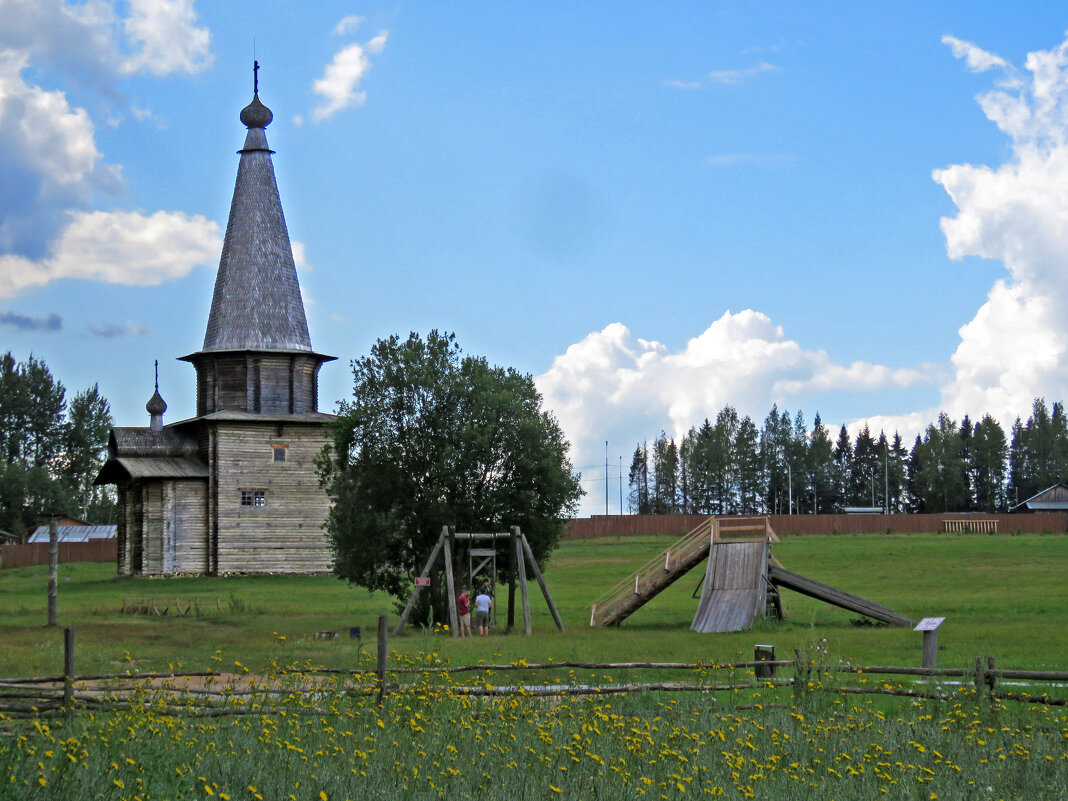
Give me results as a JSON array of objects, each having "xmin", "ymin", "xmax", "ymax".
[
  {"xmin": 0, "ymin": 540, "xmax": 117, "ymax": 570},
  {"xmin": 563, "ymin": 512, "xmax": 1067, "ymax": 540}
]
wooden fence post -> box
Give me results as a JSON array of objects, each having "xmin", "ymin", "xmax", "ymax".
[
  {"xmin": 973, "ymin": 656, "xmax": 985, "ymax": 695},
  {"xmin": 986, "ymin": 656, "xmax": 997, "ymax": 695},
  {"xmin": 63, "ymin": 627, "xmax": 75, "ymax": 719},
  {"xmin": 47, "ymin": 516, "xmax": 58, "ymax": 627},
  {"xmin": 376, "ymin": 614, "xmax": 388, "ymax": 705}
]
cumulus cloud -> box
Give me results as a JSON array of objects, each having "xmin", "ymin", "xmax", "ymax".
[
  {"xmin": 310, "ymin": 31, "xmax": 388, "ymax": 121},
  {"xmin": 930, "ymin": 33, "xmax": 1068, "ymax": 426},
  {"xmin": 536, "ymin": 312, "xmax": 933, "ymax": 511},
  {"xmin": 707, "ymin": 61, "xmax": 780, "ymax": 85},
  {"xmin": 0, "ymin": 311, "xmax": 62, "ymax": 332},
  {"xmin": 0, "ymin": 209, "xmax": 220, "ymax": 298},
  {"xmin": 120, "ymin": 0, "xmax": 212, "ymax": 76},
  {"xmin": 0, "ymin": 51, "xmax": 124, "ymax": 256}
]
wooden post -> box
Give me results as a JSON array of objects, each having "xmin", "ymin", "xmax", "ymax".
[
  {"xmin": 376, "ymin": 614, "xmax": 388, "ymax": 704},
  {"xmin": 513, "ymin": 526, "xmax": 532, "ymax": 634},
  {"xmin": 444, "ymin": 527, "xmax": 459, "ymax": 637},
  {"xmin": 922, "ymin": 630, "xmax": 938, "ymax": 670},
  {"xmin": 973, "ymin": 656, "xmax": 985, "ymax": 694},
  {"xmin": 393, "ymin": 531, "xmax": 446, "ymax": 634},
  {"xmin": 47, "ymin": 515, "xmax": 58, "ymax": 627},
  {"xmin": 63, "ymin": 627, "xmax": 75, "ymax": 719},
  {"xmin": 519, "ymin": 531, "xmax": 565, "ymax": 632},
  {"xmin": 986, "ymin": 656, "xmax": 997, "ymax": 695},
  {"xmin": 507, "ymin": 528, "xmax": 517, "ymax": 630}
]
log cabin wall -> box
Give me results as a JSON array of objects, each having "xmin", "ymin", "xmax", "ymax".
[
  {"xmin": 212, "ymin": 421, "xmax": 332, "ymax": 573},
  {"xmin": 142, "ymin": 481, "xmax": 164, "ymax": 574},
  {"xmin": 116, "ymin": 485, "xmax": 128, "ymax": 575}
]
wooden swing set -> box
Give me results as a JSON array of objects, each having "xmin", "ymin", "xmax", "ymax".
[{"xmin": 393, "ymin": 526, "xmax": 565, "ymax": 637}]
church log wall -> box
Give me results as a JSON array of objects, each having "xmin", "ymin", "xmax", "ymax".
[{"xmin": 213, "ymin": 422, "xmax": 332, "ymax": 573}]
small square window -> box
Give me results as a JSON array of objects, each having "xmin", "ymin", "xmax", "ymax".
[
  {"xmin": 273, "ymin": 446, "xmax": 286, "ymax": 463},
  {"xmin": 241, "ymin": 490, "xmax": 267, "ymax": 508}
]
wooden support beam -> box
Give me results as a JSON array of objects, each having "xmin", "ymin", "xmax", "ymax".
[
  {"xmin": 507, "ymin": 528, "xmax": 517, "ymax": 630},
  {"xmin": 392, "ymin": 532, "xmax": 445, "ymax": 634},
  {"xmin": 512, "ymin": 525, "xmax": 532, "ymax": 634},
  {"xmin": 520, "ymin": 531, "xmax": 565, "ymax": 632},
  {"xmin": 444, "ymin": 526, "xmax": 459, "ymax": 637}
]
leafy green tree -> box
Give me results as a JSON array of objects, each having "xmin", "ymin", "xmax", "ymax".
[{"xmin": 319, "ymin": 332, "xmax": 582, "ymax": 618}]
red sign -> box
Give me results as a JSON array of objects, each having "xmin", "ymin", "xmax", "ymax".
[{"xmin": 414, "ymin": 577, "xmax": 431, "ymax": 587}]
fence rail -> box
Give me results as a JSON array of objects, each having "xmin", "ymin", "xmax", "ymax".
[{"xmin": 2, "ymin": 627, "xmax": 1064, "ymax": 722}]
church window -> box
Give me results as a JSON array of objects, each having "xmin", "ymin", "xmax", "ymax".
[
  {"xmin": 241, "ymin": 490, "xmax": 267, "ymax": 508},
  {"xmin": 273, "ymin": 445, "xmax": 287, "ymax": 462}
]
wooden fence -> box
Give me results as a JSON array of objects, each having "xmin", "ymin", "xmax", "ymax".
[
  {"xmin": 1, "ymin": 623, "xmax": 1064, "ymax": 720},
  {"xmin": 0, "ymin": 540, "xmax": 117, "ymax": 569},
  {"xmin": 564, "ymin": 512, "xmax": 1068, "ymax": 540}
]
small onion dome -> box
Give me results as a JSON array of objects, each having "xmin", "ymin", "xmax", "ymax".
[
  {"xmin": 146, "ymin": 389, "xmax": 168, "ymax": 416},
  {"xmin": 240, "ymin": 93, "xmax": 273, "ymax": 129}
]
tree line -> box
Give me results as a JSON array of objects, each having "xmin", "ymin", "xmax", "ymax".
[
  {"xmin": 628, "ymin": 398, "xmax": 1068, "ymax": 515},
  {"xmin": 0, "ymin": 352, "xmax": 114, "ymax": 538}
]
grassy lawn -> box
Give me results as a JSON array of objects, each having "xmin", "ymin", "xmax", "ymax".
[{"xmin": 0, "ymin": 532, "xmax": 1065, "ymax": 677}]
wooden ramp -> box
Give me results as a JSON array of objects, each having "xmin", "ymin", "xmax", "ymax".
[
  {"xmin": 690, "ymin": 540, "xmax": 769, "ymax": 633},
  {"xmin": 589, "ymin": 516, "xmax": 776, "ymax": 627},
  {"xmin": 769, "ymin": 565, "xmax": 914, "ymax": 627}
]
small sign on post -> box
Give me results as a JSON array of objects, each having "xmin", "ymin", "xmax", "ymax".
[
  {"xmin": 414, "ymin": 577, "xmax": 431, "ymax": 587},
  {"xmin": 914, "ymin": 617, "xmax": 946, "ymax": 670}
]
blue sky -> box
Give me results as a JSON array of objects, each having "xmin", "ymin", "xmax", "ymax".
[{"xmin": 3, "ymin": 1, "xmax": 1068, "ymax": 515}]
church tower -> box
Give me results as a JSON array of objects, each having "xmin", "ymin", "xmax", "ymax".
[{"xmin": 98, "ymin": 67, "xmax": 336, "ymax": 575}]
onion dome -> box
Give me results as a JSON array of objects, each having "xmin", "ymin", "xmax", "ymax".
[
  {"xmin": 240, "ymin": 93, "xmax": 273, "ymax": 129},
  {"xmin": 146, "ymin": 389, "xmax": 167, "ymax": 417}
]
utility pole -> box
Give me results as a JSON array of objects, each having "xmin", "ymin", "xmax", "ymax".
[
  {"xmin": 47, "ymin": 515, "xmax": 58, "ymax": 627},
  {"xmin": 605, "ymin": 441, "xmax": 609, "ymax": 516},
  {"xmin": 884, "ymin": 441, "xmax": 890, "ymax": 514},
  {"xmin": 618, "ymin": 455, "xmax": 623, "ymax": 515}
]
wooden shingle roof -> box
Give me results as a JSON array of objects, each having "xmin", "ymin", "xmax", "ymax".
[{"xmin": 198, "ymin": 93, "xmax": 313, "ymax": 355}]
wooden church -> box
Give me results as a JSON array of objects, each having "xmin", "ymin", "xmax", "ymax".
[{"xmin": 97, "ymin": 74, "xmax": 336, "ymax": 575}]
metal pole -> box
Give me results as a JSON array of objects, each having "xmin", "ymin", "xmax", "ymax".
[
  {"xmin": 619, "ymin": 455, "xmax": 623, "ymax": 515},
  {"xmin": 605, "ymin": 441, "xmax": 609, "ymax": 516},
  {"xmin": 885, "ymin": 441, "xmax": 890, "ymax": 514},
  {"xmin": 48, "ymin": 515, "xmax": 58, "ymax": 627},
  {"xmin": 788, "ymin": 463, "xmax": 792, "ymax": 515}
]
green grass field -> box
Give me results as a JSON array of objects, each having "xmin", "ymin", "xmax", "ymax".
[{"xmin": 1, "ymin": 532, "xmax": 1065, "ymax": 677}]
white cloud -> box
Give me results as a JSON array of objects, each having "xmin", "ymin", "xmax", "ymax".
[
  {"xmin": 120, "ymin": 0, "xmax": 212, "ymax": 76},
  {"xmin": 310, "ymin": 32, "xmax": 389, "ymax": 121},
  {"xmin": 665, "ymin": 79, "xmax": 701, "ymax": 90},
  {"xmin": 0, "ymin": 209, "xmax": 220, "ymax": 298},
  {"xmin": 707, "ymin": 61, "xmax": 780, "ymax": 85},
  {"xmin": 334, "ymin": 15, "xmax": 363, "ymax": 36},
  {"xmin": 0, "ymin": 50, "xmax": 124, "ymax": 254},
  {"xmin": 537, "ymin": 312, "xmax": 933, "ymax": 512},
  {"xmin": 941, "ymin": 35, "xmax": 1008, "ymax": 73},
  {"xmin": 930, "ymin": 33, "xmax": 1068, "ymax": 427}
]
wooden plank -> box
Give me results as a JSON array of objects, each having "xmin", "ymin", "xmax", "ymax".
[
  {"xmin": 769, "ymin": 565, "xmax": 913, "ymax": 627},
  {"xmin": 444, "ymin": 527, "xmax": 459, "ymax": 637},
  {"xmin": 393, "ymin": 532, "xmax": 445, "ymax": 634},
  {"xmin": 518, "ymin": 529, "xmax": 565, "ymax": 632},
  {"xmin": 514, "ymin": 526, "xmax": 532, "ymax": 634}
]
